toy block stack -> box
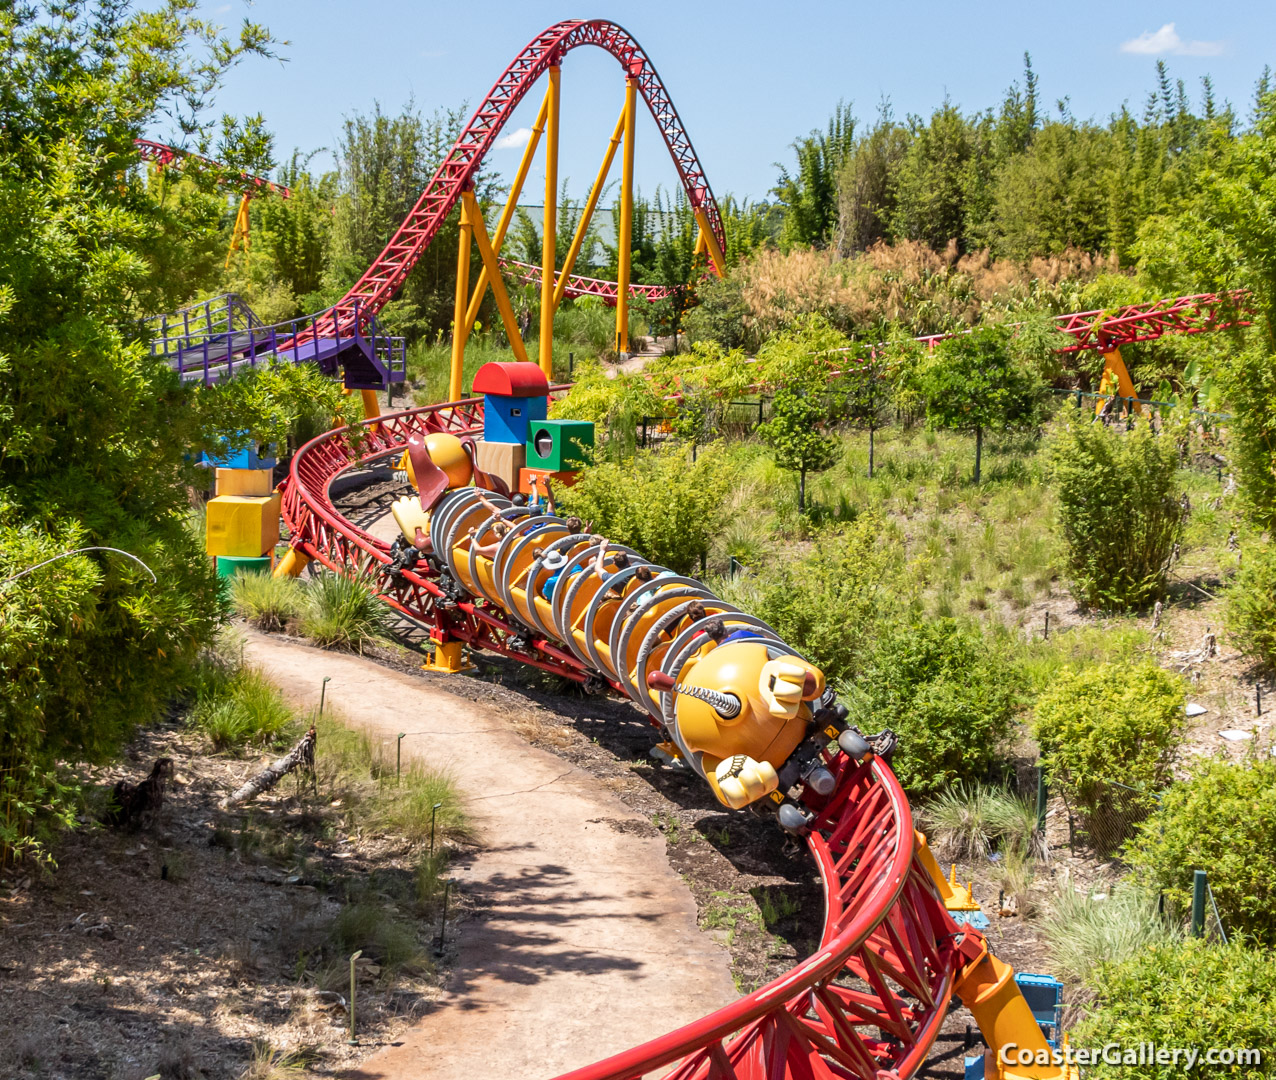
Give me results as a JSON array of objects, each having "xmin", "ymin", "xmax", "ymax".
[
  {"xmin": 519, "ymin": 418, "xmax": 593, "ymax": 495},
  {"xmin": 471, "ymin": 361, "xmax": 549, "ymax": 493},
  {"xmin": 203, "ymin": 436, "xmax": 280, "ymax": 578}
]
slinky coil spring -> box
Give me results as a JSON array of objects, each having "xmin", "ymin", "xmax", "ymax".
[{"xmin": 427, "ymin": 488, "xmax": 805, "ymax": 785}]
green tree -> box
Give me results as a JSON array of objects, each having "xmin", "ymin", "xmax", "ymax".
[
  {"xmin": 1226, "ymin": 539, "xmax": 1276, "ymax": 669},
  {"xmin": 912, "ymin": 326, "xmax": 1045, "ymax": 482},
  {"xmin": 836, "ymin": 100, "xmax": 910, "ymax": 254},
  {"xmin": 758, "ymin": 387, "xmax": 838, "ymax": 513},
  {"xmin": 750, "ymin": 514, "xmax": 908, "ymax": 686},
  {"xmin": 0, "ymin": 1, "xmax": 282, "ymax": 863},
  {"xmin": 774, "ymin": 102, "xmax": 856, "ymax": 249},
  {"xmin": 847, "ymin": 619, "xmax": 1023, "ymax": 798}
]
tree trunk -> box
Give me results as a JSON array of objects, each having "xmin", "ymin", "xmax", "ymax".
[
  {"xmin": 221, "ymin": 727, "xmax": 316, "ymax": 809},
  {"xmin": 799, "ymin": 468, "xmax": 806, "ymax": 513},
  {"xmin": 868, "ymin": 422, "xmax": 875, "ymax": 478},
  {"xmin": 974, "ymin": 424, "xmax": 983, "ymax": 484}
]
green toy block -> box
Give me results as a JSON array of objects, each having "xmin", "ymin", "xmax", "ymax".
[
  {"xmin": 215, "ymin": 554, "xmax": 273, "ymax": 579},
  {"xmin": 526, "ymin": 419, "xmax": 594, "ymax": 471}
]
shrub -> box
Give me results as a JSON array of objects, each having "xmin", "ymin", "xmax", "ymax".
[
  {"xmin": 751, "ymin": 513, "xmax": 908, "ymax": 686},
  {"xmin": 846, "ymin": 619, "xmax": 1023, "ymax": 798},
  {"xmin": 1042, "ymin": 880, "xmax": 1180, "ymax": 989},
  {"xmin": 559, "ymin": 445, "xmax": 733, "ymax": 574},
  {"xmin": 1070, "ymin": 940, "xmax": 1276, "ymax": 1077},
  {"xmin": 918, "ymin": 782, "xmax": 1042, "ymax": 861},
  {"xmin": 299, "ymin": 572, "xmax": 389, "ymax": 652},
  {"xmin": 188, "ymin": 667, "xmax": 295, "ymax": 752},
  {"xmin": 330, "ymin": 900, "xmax": 424, "ymax": 971},
  {"xmin": 230, "ymin": 572, "xmax": 304, "ymax": 632},
  {"xmin": 1126, "ymin": 756, "xmax": 1276, "ymax": 946},
  {"xmin": 1226, "ymin": 539, "xmax": 1276, "ymax": 669},
  {"xmin": 1032, "ymin": 662, "xmax": 1185, "ymax": 825},
  {"xmin": 1046, "ymin": 414, "xmax": 1185, "ymax": 610},
  {"xmin": 366, "ymin": 759, "xmax": 471, "ymax": 847}
]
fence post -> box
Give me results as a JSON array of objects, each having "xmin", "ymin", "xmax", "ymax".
[
  {"xmin": 1035, "ymin": 769, "xmax": 1048, "ymax": 833},
  {"xmin": 1191, "ymin": 869, "xmax": 1207, "ymax": 937}
]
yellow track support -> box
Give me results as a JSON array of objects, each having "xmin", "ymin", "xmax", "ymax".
[
  {"xmin": 273, "ymin": 546, "xmax": 311, "ymax": 579},
  {"xmin": 694, "ymin": 206, "xmax": 726, "ymax": 278},
  {"xmin": 615, "ymin": 76, "xmax": 638, "ymax": 356},
  {"xmin": 538, "ymin": 64, "xmax": 561, "ymax": 379},
  {"xmin": 449, "ymin": 193, "xmax": 474, "ymax": 403},
  {"xmin": 1095, "ymin": 346, "xmax": 1141, "ymax": 415},
  {"xmin": 465, "ymin": 90, "xmax": 550, "ymax": 333},
  {"xmin": 423, "ymin": 640, "xmax": 475, "ymax": 674},
  {"xmin": 463, "ymin": 190, "xmax": 531, "ymax": 365},
  {"xmin": 554, "ymin": 105, "xmax": 627, "ymax": 313}
]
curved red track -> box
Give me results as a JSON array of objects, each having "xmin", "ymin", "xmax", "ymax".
[
  {"xmin": 324, "ymin": 19, "xmax": 723, "ymax": 334},
  {"xmin": 280, "ymin": 401, "xmax": 985, "ymax": 1080}
]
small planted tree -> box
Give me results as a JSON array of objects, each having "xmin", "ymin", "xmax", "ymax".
[
  {"xmin": 914, "ymin": 327, "xmax": 1045, "ymax": 482},
  {"xmin": 841, "ymin": 355, "xmax": 892, "ymax": 477},
  {"xmin": 759, "ymin": 386, "xmax": 839, "ymax": 513}
]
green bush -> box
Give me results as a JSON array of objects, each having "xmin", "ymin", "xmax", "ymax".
[
  {"xmin": 230, "ymin": 572, "xmax": 305, "ymax": 632},
  {"xmin": 1046, "ymin": 415, "xmax": 1185, "ymax": 610},
  {"xmin": 1226, "ymin": 539, "xmax": 1276, "ymax": 669},
  {"xmin": 188, "ymin": 667, "xmax": 295, "ymax": 752},
  {"xmin": 559, "ymin": 445, "xmax": 733, "ymax": 574},
  {"xmin": 1126, "ymin": 757, "xmax": 1276, "ymax": 946},
  {"xmin": 846, "ymin": 619, "xmax": 1023, "ymax": 798},
  {"xmin": 1070, "ymin": 940, "xmax": 1276, "ymax": 1077},
  {"xmin": 750, "ymin": 513, "xmax": 908, "ymax": 686},
  {"xmin": 1042, "ymin": 881, "xmax": 1179, "ymax": 988},
  {"xmin": 299, "ymin": 572, "xmax": 389, "ymax": 652},
  {"xmin": 1033, "ymin": 662, "xmax": 1185, "ymax": 820}
]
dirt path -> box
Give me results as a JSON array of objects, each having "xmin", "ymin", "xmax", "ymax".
[{"xmin": 244, "ymin": 633, "xmax": 738, "ymax": 1080}]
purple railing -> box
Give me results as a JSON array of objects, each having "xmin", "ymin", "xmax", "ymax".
[{"xmin": 145, "ymin": 294, "xmax": 406, "ymax": 388}]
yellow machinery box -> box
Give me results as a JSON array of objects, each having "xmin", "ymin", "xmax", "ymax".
[
  {"xmin": 205, "ymin": 493, "xmax": 282, "ymax": 557},
  {"xmin": 215, "ymin": 467, "xmax": 275, "ymax": 497},
  {"xmin": 475, "ymin": 440, "xmax": 526, "ymax": 492}
]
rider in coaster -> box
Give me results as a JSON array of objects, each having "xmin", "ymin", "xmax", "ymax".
[
  {"xmin": 592, "ymin": 539, "xmax": 633, "ymax": 596},
  {"xmin": 467, "ymin": 518, "xmax": 511, "ymax": 560},
  {"xmin": 540, "ymin": 530, "xmax": 603, "ymax": 600}
]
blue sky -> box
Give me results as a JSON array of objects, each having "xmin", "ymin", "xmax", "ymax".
[{"xmin": 192, "ymin": 2, "xmax": 1273, "ymax": 205}]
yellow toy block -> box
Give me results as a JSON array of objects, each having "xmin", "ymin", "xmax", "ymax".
[
  {"xmin": 215, "ymin": 467, "xmax": 275, "ymax": 497},
  {"xmin": 205, "ymin": 493, "xmax": 282, "ymax": 557}
]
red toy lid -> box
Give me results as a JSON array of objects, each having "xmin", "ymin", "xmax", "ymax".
[{"xmin": 472, "ymin": 362, "xmax": 549, "ymax": 398}]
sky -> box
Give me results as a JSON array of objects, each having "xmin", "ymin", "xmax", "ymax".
[{"xmin": 188, "ymin": 2, "xmax": 1275, "ymax": 206}]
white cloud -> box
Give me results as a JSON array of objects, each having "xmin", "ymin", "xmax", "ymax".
[
  {"xmin": 493, "ymin": 127, "xmax": 533, "ymax": 151},
  {"xmin": 1120, "ymin": 23, "xmax": 1224, "ymax": 57}
]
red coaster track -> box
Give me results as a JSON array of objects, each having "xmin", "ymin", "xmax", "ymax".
[
  {"xmin": 279, "ymin": 399, "xmax": 986, "ymax": 1080},
  {"xmin": 323, "ymin": 19, "xmax": 724, "ymax": 335}
]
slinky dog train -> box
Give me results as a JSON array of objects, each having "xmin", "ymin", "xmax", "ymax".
[{"xmin": 388, "ymin": 431, "xmax": 876, "ymax": 831}]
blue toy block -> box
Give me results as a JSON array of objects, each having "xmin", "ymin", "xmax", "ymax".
[
  {"xmin": 1015, "ymin": 973, "xmax": 1063, "ymax": 1043},
  {"xmin": 483, "ymin": 394, "xmax": 547, "ymax": 446},
  {"xmin": 964, "ymin": 1055, "xmax": 986, "ymax": 1080},
  {"xmin": 199, "ymin": 431, "xmax": 278, "ymax": 471}
]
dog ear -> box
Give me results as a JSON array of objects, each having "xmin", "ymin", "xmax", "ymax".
[{"xmin": 406, "ymin": 434, "xmax": 451, "ymax": 510}]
